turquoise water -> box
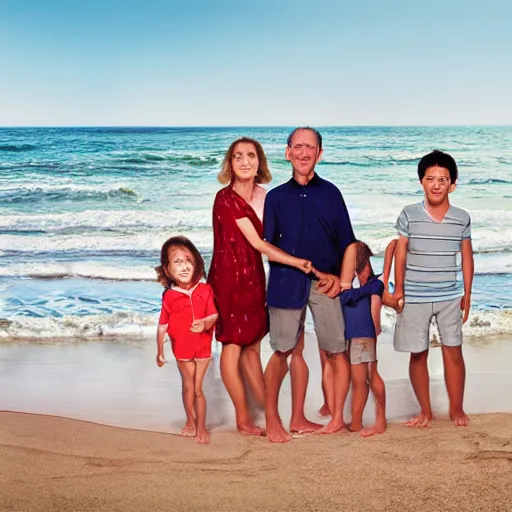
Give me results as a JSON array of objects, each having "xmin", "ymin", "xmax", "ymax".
[{"xmin": 1, "ymin": 126, "xmax": 512, "ymax": 340}]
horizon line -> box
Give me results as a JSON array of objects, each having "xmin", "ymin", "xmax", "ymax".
[{"xmin": 1, "ymin": 123, "xmax": 512, "ymax": 129}]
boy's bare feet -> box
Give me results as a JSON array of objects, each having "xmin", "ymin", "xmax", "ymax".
[
  {"xmin": 319, "ymin": 419, "xmax": 346, "ymax": 434},
  {"xmin": 195, "ymin": 429, "xmax": 211, "ymax": 444},
  {"xmin": 346, "ymin": 422, "xmax": 363, "ymax": 432},
  {"xmin": 318, "ymin": 404, "xmax": 331, "ymax": 417},
  {"xmin": 451, "ymin": 410, "xmax": 469, "ymax": 427},
  {"xmin": 266, "ymin": 420, "xmax": 292, "ymax": 443},
  {"xmin": 290, "ymin": 419, "xmax": 323, "ymax": 434},
  {"xmin": 180, "ymin": 421, "xmax": 196, "ymax": 437},
  {"xmin": 237, "ymin": 422, "xmax": 266, "ymax": 437},
  {"xmin": 361, "ymin": 416, "xmax": 387, "ymax": 437},
  {"xmin": 404, "ymin": 412, "xmax": 432, "ymax": 428}
]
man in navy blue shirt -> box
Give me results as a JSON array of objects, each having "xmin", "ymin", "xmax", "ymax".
[{"xmin": 263, "ymin": 127, "xmax": 356, "ymax": 443}]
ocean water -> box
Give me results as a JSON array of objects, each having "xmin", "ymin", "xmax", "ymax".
[{"xmin": 1, "ymin": 126, "xmax": 512, "ymax": 341}]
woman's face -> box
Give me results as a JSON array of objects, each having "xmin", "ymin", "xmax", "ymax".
[{"xmin": 231, "ymin": 142, "xmax": 259, "ymax": 183}]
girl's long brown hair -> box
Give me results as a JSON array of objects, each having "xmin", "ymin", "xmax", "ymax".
[{"xmin": 155, "ymin": 236, "xmax": 205, "ymax": 288}]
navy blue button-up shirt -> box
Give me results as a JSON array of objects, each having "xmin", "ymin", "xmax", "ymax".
[{"xmin": 263, "ymin": 173, "xmax": 356, "ymax": 309}]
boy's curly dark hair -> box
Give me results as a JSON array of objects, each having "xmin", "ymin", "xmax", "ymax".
[
  {"xmin": 155, "ymin": 236, "xmax": 205, "ymax": 288},
  {"xmin": 355, "ymin": 240, "xmax": 376, "ymax": 278}
]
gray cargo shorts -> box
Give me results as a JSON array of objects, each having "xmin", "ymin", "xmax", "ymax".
[
  {"xmin": 269, "ymin": 281, "xmax": 347, "ymax": 354},
  {"xmin": 394, "ymin": 297, "xmax": 463, "ymax": 353}
]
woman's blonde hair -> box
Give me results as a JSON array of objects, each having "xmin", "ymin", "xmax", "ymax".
[{"xmin": 217, "ymin": 137, "xmax": 272, "ymax": 185}]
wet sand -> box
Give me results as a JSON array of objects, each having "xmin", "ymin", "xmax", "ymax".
[{"xmin": 1, "ymin": 333, "xmax": 512, "ymax": 432}]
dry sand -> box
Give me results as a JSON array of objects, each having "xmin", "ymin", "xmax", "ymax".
[{"xmin": 1, "ymin": 411, "xmax": 511, "ymax": 512}]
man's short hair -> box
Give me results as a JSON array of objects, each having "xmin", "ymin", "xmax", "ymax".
[
  {"xmin": 287, "ymin": 127, "xmax": 323, "ymax": 151},
  {"xmin": 418, "ymin": 150, "xmax": 458, "ymax": 183}
]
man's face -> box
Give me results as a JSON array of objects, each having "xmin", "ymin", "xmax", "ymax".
[
  {"xmin": 285, "ymin": 129, "xmax": 323, "ymax": 178},
  {"xmin": 421, "ymin": 165, "xmax": 455, "ymax": 206}
]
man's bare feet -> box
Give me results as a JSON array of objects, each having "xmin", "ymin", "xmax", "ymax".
[
  {"xmin": 319, "ymin": 419, "xmax": 346, "ymax": 434},
  {"xmin": 289, "ymin": 419, "xmax": 323, "ymax": 434},
  {"xmin": 266, "ymin": 420, "xmax": 292, "ymax": 443},
  {"xmin": 404, "ymin": 412, "xmax": 432, "ymax": 428},
  {"xmin": 451, "ymin": 410, "xmax": 469, "ymax": 427},
  {"xmin": 195, "ymin": 429, "xmax": 211, "ymax": 444},
  {"xmin": 318, "ymin": 404, "xmax": 331, "ymax": 417},
  {"xmin": 346, "ymin": 422, "xmax": 363, "ymax": 432},
  {"xmin": 180, "ymin": 421, "xmax": 196, "ymax": 437},
  {"xmin": 237, "ymin": 422, "xmax": 266, "ymax": 437}
]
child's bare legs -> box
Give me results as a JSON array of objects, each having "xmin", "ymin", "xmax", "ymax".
[
  {"xmin": 348, "ymin": 363, "xmax": 369, "ymax": 432},
  {"xmin": 406, "ymin": 350, "xmax": 432, "ymax": 427},
  {"xmin": 319, "ymin": 349, "xmax": 333, "ymax": 416},
  {"xmin": 289, "ymin": 333, "xmax": 322, "ymax": 433},
  {"xmin": 361, "ymin": 362, "xmax": 387, "ymax": 437},
  {"xmin": 194, "ymin": 358, "xmax": 212, "ymax": 444},
  {"xmin": 441, "ymin": 345, "xmax": 469, "ymax": 427},
  {"xmin": 177, "ymin": 360, "xmax": 196, "ymax": 436},
  {"xmin": 320, "ymin": 352, "xmax": 350, "ymax": 434},
  {"xmin": 239, "ymin": 340, "xmax": 266, "ymax": 410},
  {"xmin": 220, "ymin": 343, "xmax": 263, "ymax": 436}
]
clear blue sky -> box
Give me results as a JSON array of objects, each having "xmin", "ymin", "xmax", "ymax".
[{"xmin": 1, "ymin": 0, "xmax": 511, "ymax": 126}]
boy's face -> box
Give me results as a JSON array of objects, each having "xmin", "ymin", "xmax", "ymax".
[{"xmin": 421, "ymin": 165, "xmax": 455, "ymax": 206}]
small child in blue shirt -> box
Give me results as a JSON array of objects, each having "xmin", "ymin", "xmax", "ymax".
[{"xmin": 340, "ymin": 240, "xmax": 396, "ymax": 436}]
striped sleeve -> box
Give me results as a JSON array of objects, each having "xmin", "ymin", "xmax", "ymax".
[{"xmin": 462, "ymin": 214, "xmax": 471, "ymax": 239}]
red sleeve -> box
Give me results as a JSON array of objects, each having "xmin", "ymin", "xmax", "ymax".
[
  {"xmin": 214, "ymin": 188, "xmax": 249, "ymax": 222},
  {"xmin": 158, "ymin": 291, "xmax": 171, "ymax": 325}
]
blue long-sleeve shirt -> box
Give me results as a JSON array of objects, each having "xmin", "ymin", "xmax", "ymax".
[
  {"xmin": 264, "ymin": 174, "xmax": 356, "ymax": 309},
  {"xmin": 340, "ymin": 277, "xmax": 384, "ymax": 340}
]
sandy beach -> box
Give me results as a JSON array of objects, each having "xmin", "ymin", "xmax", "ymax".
[
  {"xmin": 1, "ymin": 332, "xmax": 512, "ymax": 511},
  {"xmin": 1, "ymin": 411, "xmax": 511, "ymax": 512}
]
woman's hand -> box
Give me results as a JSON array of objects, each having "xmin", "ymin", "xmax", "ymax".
[{"xmin": 295, "ymin": 258, "xmax": 313, "ymax": 273}]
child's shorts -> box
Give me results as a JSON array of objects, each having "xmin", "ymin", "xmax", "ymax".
[
  {"xmin": 394, "ymin": 297, "xmax": 462, "ymax": 353},
  {"xmin": 171, "ymin": 336, "xmax": 212, "ymax": 362},
  {"xmin": 349, "ymin": 337, "xmax": 377, "ymax": 364}
]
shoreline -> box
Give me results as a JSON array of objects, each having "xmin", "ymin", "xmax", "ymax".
[{"xmin": 1, "ymin": 410, "xmax": 511, "ymax": 512}]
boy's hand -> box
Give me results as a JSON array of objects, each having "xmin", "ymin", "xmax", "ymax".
[
  {"xmin": 156, "ymin": 352, "xmax": 165, "ymax": 367},
  {"xmin": 460, "ymin": 295, "xmax": 471, "ymax": 324},
  {"xmin": 190, "ymin": 319, "xmax": 206, "ymax": 333}
]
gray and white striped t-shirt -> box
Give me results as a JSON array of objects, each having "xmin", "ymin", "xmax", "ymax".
[{"xmin": 395, "ymin": 201, "xmax": 471, "ymax": 304}]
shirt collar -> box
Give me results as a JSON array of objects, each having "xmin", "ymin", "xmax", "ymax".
[
  {"xmin": 289, "ymin": 172, "xmax": 321, "ymax": 188},
  {"xmin": 170, "ymin": 282, "xmax": 199, "ymax": 296}
]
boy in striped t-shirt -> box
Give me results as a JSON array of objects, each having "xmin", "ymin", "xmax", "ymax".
[{"xmin": 394, "ymin": 150, "xmax": 474, "ymax": 428}]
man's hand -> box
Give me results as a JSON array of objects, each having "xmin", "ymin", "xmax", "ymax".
[
  {"xmin": 156, "ymin": 352, "xmax": 165, "ymax": 367},
  {"xmin": 190, "ymin": 319, "xmax": 207, "ymax": 333},
  {"xmin": 312, "ymin": 269, "xmax": 341, "ymax": 298},
  {"xmin": 460, "ymin": 295, "xmax": 471, "ymax": 324}
]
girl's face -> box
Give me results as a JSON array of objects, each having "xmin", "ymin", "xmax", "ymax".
[
  {"xmin": 167, "ymin": 247, "xmax": 195, "ymax": 288},
  {"xmin": 231, "ymin": 142, "xmax": 259, "ymax": 183}
]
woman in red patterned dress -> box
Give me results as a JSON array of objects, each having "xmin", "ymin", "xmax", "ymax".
[{"xmin": 208, "ymin": 137, "xmax": 311, "ymax": 436}]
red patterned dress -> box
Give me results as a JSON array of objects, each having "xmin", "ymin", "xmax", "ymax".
[{"xmin": 207, "ymin": 186, "xmax": 268, "ymax": 346}]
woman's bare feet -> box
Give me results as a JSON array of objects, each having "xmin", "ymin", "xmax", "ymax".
[
  {"xmin": 195, "ymin": 428, "xmax": 211, "ymax": 444},
  {"xmin": 180, "ymin": 420, "xmax": 196, "ymax": 437},
  {"xmin": 451, "ymin": 410, "xmax": 469, "ymax": 427},
  {"xmin": 404, "ymin": 412, "xmax": 432, "ymax": 428},
  {"xmin": 237, "ymin": 422, "xmax": 266, "ymax": 437}
]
